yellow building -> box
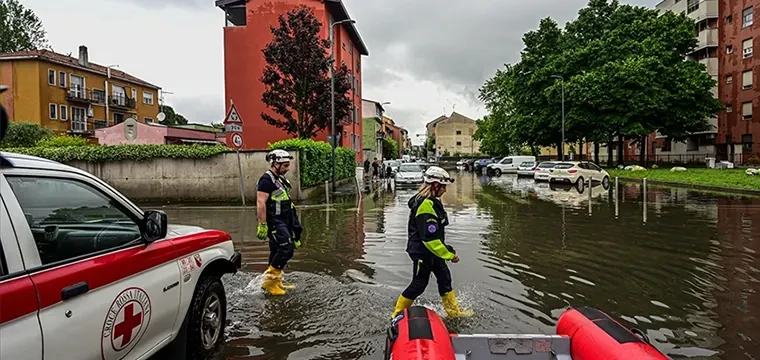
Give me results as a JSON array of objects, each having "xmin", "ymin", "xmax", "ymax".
[
  {"xmin": 429, "ymin": 112, "xmax": 480, "ymax": 156},
  {"xmin": 0, "ymin": 46, "xmax": 161, "ymax": 138}
]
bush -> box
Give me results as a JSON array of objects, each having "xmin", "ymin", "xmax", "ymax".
[
  {"xmin": 2, "ymin": 144, "xmax": 230, "ymax": 162},
  {"xmin": 269, "ymin": 138, "xmax": 355, "ymax": 188},
  {"xmin": 36, "ymin": 135, "xmax": 89, "ymax": 148},
  {"xmin": 0, "ymin": 122, "xmax": 52, "ymax": 148}
]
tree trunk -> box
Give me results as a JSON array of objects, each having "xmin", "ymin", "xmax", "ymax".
[
  {"xmin": 617, "ymin": 134, "xmax": 624, "ymax": 166},
  {"xmin": 639, "ymin": 135, "xmax": 646, "ymax": 166},
  {"xmin": 531, "ymin": 145, "xmax": 538, "ymax": 157},
  {"xmin": 607, "ymin": 139, "xmax": 613, "ymax": 168},
  {"xmin": 594, "ymin": 142, "xmax": 600, "ymax": 164},
  {"xmin": 557, "ymin": 143, "xmax": 564, "ymax": 161},
  {"xmin": 578, "ymin": 140, "xmax": 584, "ymax": 160}
]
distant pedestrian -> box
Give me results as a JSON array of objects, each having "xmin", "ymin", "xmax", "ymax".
[
  {"xmin": 372, "ymin": 158, "xmax": 380, "ymax": 180},
  {"xmin": 364, "ymin": 159, "xmax": 371, "ymax": 178}
]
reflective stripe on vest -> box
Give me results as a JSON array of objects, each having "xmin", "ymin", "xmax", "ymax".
[{"xmin": 266, "ymin": 171, "xmax": 291, "ymax": 216}]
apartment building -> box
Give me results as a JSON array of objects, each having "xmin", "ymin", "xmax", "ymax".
[
  {"xmin": 0, "ymin": 46, "xmax": 161, "ymax": 137},
  {"xmin": 217, "ymin": 0, "xmax": 368, "ymax": 161},
  {"xmin": 718, "ymin": 0, "xmax": 759, "ymax": 163},
  {"xmin": 361, "ymin": 99, "xmax": 385, "ymax": 161},
  {"xmin": 427, "ymin": 112, "xmax": 480, "ymax": 156}
]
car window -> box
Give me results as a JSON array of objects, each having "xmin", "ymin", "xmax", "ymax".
[
  {"xmin": 554, "ymin": 163, "xmax": 574, "ymax": 169},
  {"xmin": 520, "ymin": 161, "xmax": 535, "ymax": 167},
  {"xmin": 399, "ymin": 164, "xmax": 422, "ymax": 172},
  {"xmin": 6, "ymin": 176, "xmax": 142, "ymax": 266},
  {"xmin": 501, "ymin": 158, "xmax": 512, "ymax": 164},
  {"xmin": 587, "ymin": 163, "xmax": 601, "ymax": 171},
  {"xmin": 538, "ymin": 162, "xmax": 556, "ymax": 168}
]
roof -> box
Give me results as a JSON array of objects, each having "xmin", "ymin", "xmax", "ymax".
[
  {"xmin": 362, "ymin": 98, "xmax": 386, "ymax": 112},
  {"xmin": 0, "ymin": 50, "xmax": 160, "ymax": 89},
  {"xmin": 426, "ymin": 114, "xmax": 449, "ymax": 127},
  {"xmin": 443, "ymin": 112, "xmax": 476, "ymax": 124},
  {"xmin": 323, "ymin": 0, "xmax": 369, "ymax": 56}
]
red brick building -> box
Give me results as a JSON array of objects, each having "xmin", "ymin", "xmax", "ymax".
[
  {"xmin": 216, "ymin": 0, "xmax": 368, "ymax": 161},
  {"xmin": 718, "ymin": 0, "xmax": 759, "ymax": 163}
]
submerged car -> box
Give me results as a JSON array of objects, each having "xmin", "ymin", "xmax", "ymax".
[
  {"xmin": 548, "ymin": 161, "xmax": 610, "ymax": 190},
  {"xmin": 394, "ymin": 163, "xmax": 425, "ymax": 186},
  {"xmin": 516, "ymin": 161, "xmax": 538, "ymax": 177},
  {"xmin": 533, "ymin": 161, "xmax": 557, "ymax": 182}
]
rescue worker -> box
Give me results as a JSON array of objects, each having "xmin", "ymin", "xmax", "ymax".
[
  {"xmin": 256, "ymin": 149, "xmax": 303, "ymax": 296},
  {"xmin": 391, "ymin": 166, "xmax": 474, "ymax": 319}
]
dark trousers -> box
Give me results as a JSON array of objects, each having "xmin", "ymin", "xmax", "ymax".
[
  {"xmin": 267, "ymin": 221, "xmax": 294, "ymax": 270},
  {"xmin": 401, "ymin": 254, "xmax": 453, "ymax": 299}
]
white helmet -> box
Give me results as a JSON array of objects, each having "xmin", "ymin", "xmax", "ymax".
[
  {"xmin": 266, "ymin": 149, "xmax": 293, "ymax": 164},
  {"xmin": 423, "ymin": 166, "xmax": 454, "ymax": 185}
]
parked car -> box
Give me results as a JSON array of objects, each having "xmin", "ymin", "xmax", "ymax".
[
  {"xmin": 548, "ymin": 161, "xmax": 610, "ymax": 190},
  {"xmin": 488, "ymin": 156, "xmax": 537, "ymax": 176},
  {"xmin": 395, "ymin": 163, "xmax": 425, "ymax": 187},
  {"xmin": 0, "ymin": 151, "xmax": 242, "ymax": 360},
  {"xmin": 462, "ymin": 159, "xmax": 475, "ymax": 171},
  {"xmin": 473, "ymin": 158, "xmax": 497, "ymax": 173},
  {"xmin": 516, "ymin": 161, "xmax": 538, "ymax": 177},
  {"xmin": 533, "ymin": 161, "xmax": 557, "ymax": 182},
  {"xmin": 456, "ymin": 159, "xmax": 467, "ymax": 167}
]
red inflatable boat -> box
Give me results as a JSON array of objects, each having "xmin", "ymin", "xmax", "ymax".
[{"xmin": 385, "ymin": 306, "xmax": 670, "ymax": 360}]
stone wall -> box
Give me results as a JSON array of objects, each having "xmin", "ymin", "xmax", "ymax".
[{"xmin": 67, "ymin": 150, "xmax": 303, "ymax": 202}]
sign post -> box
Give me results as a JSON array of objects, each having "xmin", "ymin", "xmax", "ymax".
[{"xmin": 224, "ymin": 100, "xmax": 246, "ymax": 206}]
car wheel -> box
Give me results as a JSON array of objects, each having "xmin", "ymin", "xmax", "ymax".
[
  {"xmin": 186, "ymin": 275, "xmax": 227, "ymax": 360},
  {"xmin": 602, "ymin": 176, "xmax": 610, "ymax": 190},
  {"xmin": 576, "ymin": 176, "xmax": 585, "ymax": 191},
  {"xmin": 494, "ymin": 169, "xmax": 502, "ymax": 176}
]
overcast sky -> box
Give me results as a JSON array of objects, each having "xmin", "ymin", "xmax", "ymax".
[{"xmin": 23, "ymin": 0, "xmax": 660, "ymax": 145}]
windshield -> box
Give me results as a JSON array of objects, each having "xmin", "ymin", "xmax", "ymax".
[
  {"xmin": 538, "ymin": 162, "xmax": 556, "ymax": 168},
  {"xmin": 554, "ymin": 163, "xmax": 575, "ymax": 169},
  {"xmin": 399, "ymin": 164, "xmax": 422, "ymax": 172},
  {"xmin": 385, "ymin": 161, "xmax": 399, "ymax": 167}
]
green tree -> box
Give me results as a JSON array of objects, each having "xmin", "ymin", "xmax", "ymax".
[
  {"xmin": 260, "ymin": 6, "xmax": 352, "ymax": 139},
  {"xmin": 0, "ymin": 0, "xmax": 48, "ymax": 52},
  {"xmin": 0, "ymin": 121, "xmax": 51, "ymax": 148},
  {"xmin": 383, "ymin": 137, "xmax": 399, "ymax": 160},
  {"xmin": 158, "ymin": 104, "xmax": 188, "ymax": 125},
  {"xmin": 425, "ymin": 136, "xmax": 435, "ymax": 153}
]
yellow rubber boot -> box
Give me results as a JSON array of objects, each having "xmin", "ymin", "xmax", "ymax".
[
  {"xmin": 261, "ymin": 266, "xmax": 286, "ymax": 296},
  {"xmin": 391, "ymin": 295, "xmax": 414, "ymax": 319},
  {"xmin": 441, "ymin": 291, "xmax": 475, "ymax": 318},
  {"xmin": 278, "ymin": 271, "xmax": 296, "ymax": 290}
]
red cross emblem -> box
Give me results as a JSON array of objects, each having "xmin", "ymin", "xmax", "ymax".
[{"xmin": 113, "ymin": 303, "xmax": 143, "ymax": 349}]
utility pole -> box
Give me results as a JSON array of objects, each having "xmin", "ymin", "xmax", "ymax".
[{"xmin": 552, "ymin": 75, "xmax": 565, "ymax": 161}]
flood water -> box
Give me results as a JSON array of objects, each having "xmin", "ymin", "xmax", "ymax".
[{"xmin": 160, "ymin": 171, "xmax": 760, "ymax": 360}]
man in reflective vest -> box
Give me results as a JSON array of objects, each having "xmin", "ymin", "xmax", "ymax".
[{"xmin": 256, "ymin": 149, "xmax": 303, "ymax": 295}]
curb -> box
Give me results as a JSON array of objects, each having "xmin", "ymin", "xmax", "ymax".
[{"xmin": 615, "ymin": 176, "xmax": 760, "ymax": 196}]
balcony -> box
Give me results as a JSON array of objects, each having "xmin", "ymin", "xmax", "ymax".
[
  {"xmin": 108, "ymin": 95, "xmax": 136, "ymax": 110},
  {"xmin": 376, "ymin": 131, "xmax": 385, "ymax": 140},
  {"xmin": 66, "ymin": 87, "xmax": 105, "ymax": 104},
  {"xmin": 698, "ymin": 57, "xmax": 718, "ymax": 76},
  {"xmin": 695, "ymin": 28, "xmax": 718, "ymax": 50},
  {"xmin": 686, "ymin": 0, "xmax": 718, "ymax": 22}
]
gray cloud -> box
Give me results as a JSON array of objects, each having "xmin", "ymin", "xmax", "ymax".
[
  {"xmin": 170, "ymin": 95, "xmax": 224, "ymax": 125},
  {"xmin": 114, "ymin": 0, "xmax": 208, "ymax": 9}
]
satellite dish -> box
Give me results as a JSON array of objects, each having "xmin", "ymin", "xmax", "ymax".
[{"xmin": 157, "ymin": 112, "xmax": 166, "ymax": 122}]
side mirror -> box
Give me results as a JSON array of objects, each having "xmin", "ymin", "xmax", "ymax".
[{"xmin": 141, "ymin": 210, "xmax": 168, "ymax": 243}]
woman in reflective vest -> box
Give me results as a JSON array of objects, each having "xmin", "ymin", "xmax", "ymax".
[
  {"xmin": 256, "ymin": 149, "xmax": 303, "ymax": 295},
  {"xmin": 391, "ymin": 166, "xmax": 474, "ymax": 319}
]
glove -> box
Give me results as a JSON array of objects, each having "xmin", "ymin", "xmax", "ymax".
[
  {"xmin": 256, "ymin": 223, "xmax": 268, "ymax": 240},
  {"xmin": 293, "ymin": 227, "xmax": 303, "ymax": 249}
]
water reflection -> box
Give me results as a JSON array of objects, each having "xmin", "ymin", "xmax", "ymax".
[{"xmin": 155, "ymin": 172, "xmax": 759, "ymax": 360}]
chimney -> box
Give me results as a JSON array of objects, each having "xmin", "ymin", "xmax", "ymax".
[{"xmin": 78, "ymin": 45, "xmax": 89, "ymax": 67}]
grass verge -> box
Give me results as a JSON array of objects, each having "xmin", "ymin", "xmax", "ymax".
[{"xmin": 606, "ymin": 168, "xmax": 760, "ymax": 191}]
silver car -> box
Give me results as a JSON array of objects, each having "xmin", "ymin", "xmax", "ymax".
[
  {"xmin": 533, "ymin": 161, "xmax": 557, "ymax": 182},
  {"xmin": 394, "ymin": 163, "xmax": 424, "ymax": 186},
  {"xmin": 516, "ymin": 161, "xmax": 537, "ymax": 177}
]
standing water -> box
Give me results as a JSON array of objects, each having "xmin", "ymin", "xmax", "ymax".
[{"xmin": 159, "ymin": 172, "xmax": 760, "ymax": 359}]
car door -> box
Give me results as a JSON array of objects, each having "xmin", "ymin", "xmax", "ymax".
[
  {"xmin": 2, "ymin": 169, "xmax": 181, "ymax": 360},
  {"xmin": 0, "ymin": 176, "xmax": 43, "ymax": 360}
]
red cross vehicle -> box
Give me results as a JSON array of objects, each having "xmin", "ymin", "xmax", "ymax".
[{"xmin": 0, "ymin": 152, "xmax": 242, "ymax": 360}]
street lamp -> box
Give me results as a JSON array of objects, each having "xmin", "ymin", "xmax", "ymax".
[
  {"xmin": 330, "ymin": 18, "xmax": 356, "ymax": 192},
  {"xmin": 551, "ymin": 75, "xmax": 565, "ymax": 161}
]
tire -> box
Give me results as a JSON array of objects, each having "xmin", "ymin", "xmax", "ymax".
[
  {"xmin": 186, "ymin": 275, "xmax": 227, "ymax": 360},
  {"xmin": 602, "ymin": 176, "xmax": 610, "ymax": 190},
  {"xmin": 494, "ymin": 168, "xmax": 502, "ymax": 176},
  {"xmin": 576, "ymin": 176, "xmax": 585, "ymax": 192}
]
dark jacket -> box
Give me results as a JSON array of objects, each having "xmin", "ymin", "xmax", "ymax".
[{"xmin": 406, "ymin": 195, "xmax": 456, "ymax": 259}]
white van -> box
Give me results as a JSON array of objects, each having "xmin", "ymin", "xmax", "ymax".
[{"xmin": 488, "ymin": 156, "xmax": 537, "ymax": 176}]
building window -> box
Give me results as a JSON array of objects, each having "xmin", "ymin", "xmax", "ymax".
[
  {"xmin": 144, "ymin": 117, "xmax": 153, "ymax": 123},
  {"xmin": 742, "ymin": 70, "xmax": 753, "ymax": 90},
  {"xmin": 94, "ymin": 119, "xmax": 108, "ymax": 129},
  {"xmin": 727, "ymin": 15, "xmax": 733, "ymax": 24},
  {"xmin": 742, "ymin": 101, "xmax": 753, "ymax": 120},
  {"xmin": 49, "ymin": 103, "xmax": 57, "ymax": 119},
  {"xmin": 662, "ymin": 138, "xmax": 672, "ymax": 152},
  {"xmin": 743, "ymin": 7, "xmax": 754, "ymax": 28},
  {"xmin": 687, "ymin": 0, "xmax": 698, "ymax": 13},
  {"xmin": 726, "ymin": 74, "xmax": 733, "ymax": 84},
  {"xmin": 131, "ymin": 88, "xmax": 137, "ymax": 100},
  {"xmin": 456, "ymin": 141, "xmax": 462, "ymax": 146},
  {"xmin": 727, "ymin": 45, "xmax": 733, "ymax": 54},
  {"xmin": 143, "ymin": 91, "xmax": 154, "ymax": 105},
  {"xmin": 71, "ymin": 107, "xmax": 86, "ymax": 132},
  {"xmin": 113, "ymin": 113, "xmax": 125, "ymax": 124},
  {"xmin": 48, "ymin": 69, "xmax": 55, "ymax": 85},
  {"xmin": 93, "ymin": 89, "xmax": 106, "ymax": 103},
  {"xmin": 349, "ymin": 41, "xmax": 353, "ymax": 55},
  {"xmin": 456, "ymin": 130, "xmax": 462, "ymax": 135},
  {"xmin": 59, "ymin": 105, "xmax": 68, "ymax": 121},
  {"xmin": 742, "ymin": 134, "xmax": 753, "ymax": 153},
  {"xmin": 743, "ymin": 38, "xmax": 753, "ymax": 58},
  {"xmin": 727, "ymin": 104, "xmax": 733, "ymax": 112},
  {"xmin": 59, "ymin": 71, "xmax": 66, "ymax": 87}
]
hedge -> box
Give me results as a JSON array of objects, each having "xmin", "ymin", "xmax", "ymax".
[
  {"xmin": 36, "ymin": 135, "xmax": 89, "ymax": 148},
  {"xmin": 0, "ymin": 122, "xmax": 52, "ymax": 148},
  {"xmin": 269, "ymin": 138, "xmax": 355, "ymax": 188},
  {"xmin": 1, "ymin": 144, "xmax": 230, "ymax": 162}
]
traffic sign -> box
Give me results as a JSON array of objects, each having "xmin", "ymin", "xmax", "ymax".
[
  {"xmin": 224, "ymin": 103, "xmax": 242, "ymax": 124},
  {"xmin": 231, "ymin": 133, "xmax": 243, "ymax": 149},
  {"xmin": 224, "ymin": 123, "xmax": 243, "ymax": 133}
]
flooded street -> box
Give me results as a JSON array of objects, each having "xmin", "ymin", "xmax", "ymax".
[{"xmin": 159, "ymin": 171, "xmax": 760, "ymax": 360}]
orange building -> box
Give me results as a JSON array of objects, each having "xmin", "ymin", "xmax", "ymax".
[{"xmin": 216, "ymin": 0, "xmax": 368, "ymax": 161}]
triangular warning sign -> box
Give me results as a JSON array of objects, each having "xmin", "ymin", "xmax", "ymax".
[{"xmin": 224, "ymin": 104, "xmax": 242, "ymax": 124}]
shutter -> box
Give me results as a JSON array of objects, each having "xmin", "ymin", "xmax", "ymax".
[
  {"xmin": 742, "ymin": 102, "xmax": 753, "ymax": 118},
  {"xmin": 742, "ymin": 70, "xmax": 753, "ymax": 88}
]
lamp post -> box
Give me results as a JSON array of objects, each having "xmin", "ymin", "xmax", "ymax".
[
  {"xmin": 330, "ymin": 18, "xmax": 357, "ymax": 192},
  {"xmin": 551, "ymin": 75, "xmax": 565, "ymax": 161}
]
